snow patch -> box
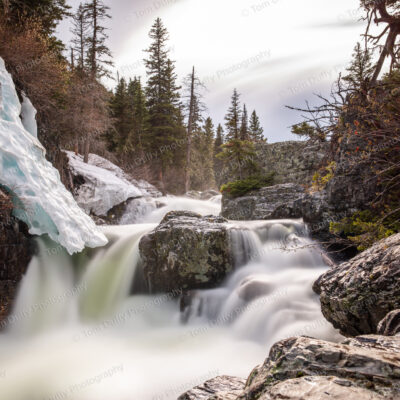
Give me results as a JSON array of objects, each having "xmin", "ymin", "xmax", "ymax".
[{"xmin": 0, "ymin": 57, "xmax": 107, "ymax": 254}]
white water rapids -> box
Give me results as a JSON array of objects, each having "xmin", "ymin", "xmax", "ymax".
[{"xmin": 0, "ymin": 195, "xmax": 341, "ymax": 400}]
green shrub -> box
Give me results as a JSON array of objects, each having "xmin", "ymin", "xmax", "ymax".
[
  {"xmin": 330, "ymin": 209, "xmax": 400, "ymax": 251},
  {"xmin": 220, "ymin": 173, "xmax": 275, "ymax": 198},
  {"xmin": 312, "ymin": 161, "xmax": 336, "ymax": 191}
]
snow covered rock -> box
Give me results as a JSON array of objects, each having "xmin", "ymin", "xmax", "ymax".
[
  {"xmin": 84, "ymin": 153, "xmax": 162, "ymax": 198},
  {"xmin": 66, "ymin": 151, "xmax": 161, "ymax": 217},
  {"xmin": 0, "ymin": 57, "xmax": 107, "ymax": 254}
]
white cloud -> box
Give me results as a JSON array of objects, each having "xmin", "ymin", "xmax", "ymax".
[{"xmin": 58, "ymin": 0, "xmax": 365, "ymax": 142}]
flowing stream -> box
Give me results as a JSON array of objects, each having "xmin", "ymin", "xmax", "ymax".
[{"xmin": 0, "ymin": 196, "xmax": 341, "ymax": 400}]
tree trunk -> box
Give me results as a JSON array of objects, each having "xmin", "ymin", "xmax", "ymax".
[
  {"xmin": 185, "ymin": 135, "xmax": 192, "ymax": 193},
  {"xmin": 91, "ymin": 0, "xmax": 98, "ymax": 77},
  {"xmin": 84, "ymin": 136, "xmax": 90, "ymax": 163},
  {"xmin": 159, "ymin": 167, "xmax": 166, "ymax": 195},
  {"xmin": 185, "ymin": 66, "xmax": 196, "ymax": 193},
  {"xmin": 371, "ymin": 28, "xmax": 398, "ymax": 84}
]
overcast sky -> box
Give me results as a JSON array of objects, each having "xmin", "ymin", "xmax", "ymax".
[{"xmin": 57, "ymin": 0, "xmax": 367, "ymax": 142}]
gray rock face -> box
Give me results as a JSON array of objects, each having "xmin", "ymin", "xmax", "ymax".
[
  {"xmin": 313, "ymin": 233, "xmax": 400, "ymax": 336},
  {"xmin": 219, "ymin": 141, "xmax": 327, "ymax": 186},
  {"xmin": 256, "ymin": 141, "xmax": 328, "ymax": 185},
  {"xmin": 325, "ymin": 135, "xmax": 378, "ymax": 213},
  {"xmin": 177, "ymin": 376, "xmax": 245, "ymax": 400},
  {"xmin": 138, "ymin": 211, "xmax": 233, "ymax": 293},
  {"xmin": 239, "ymin": 335, "xmax": 400, "ymax": 400},
  {"xmin": 221, "ymin": 183, "xmax": 338, "ymax": 237},
  {"xmin": 378, "ymin": 310, "xmax": 400, "ymax": 336},
  {"xmin": 221, "ymin": 183, "xmax": 307, "ymax": 220}
]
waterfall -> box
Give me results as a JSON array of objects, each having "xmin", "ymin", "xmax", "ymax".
[{"xmin": 0, "ymin": 195, "xmax": 341, "ymax": 400}]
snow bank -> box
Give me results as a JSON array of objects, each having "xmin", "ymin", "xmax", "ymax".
[
  {"xmin": 0, "ymin": 57, "xmax": 107, "ymax": 254},
  {"xmin": 66, "ymin": 151, "xmax": 161, "ymax": 216}
]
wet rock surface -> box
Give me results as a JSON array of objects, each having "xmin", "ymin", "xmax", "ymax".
[
  {"xmin": 0, "ymin": 189, "xmax": 36, "ymax": 326},
  {"xmin": 139, "ymin": 211, "xmax": 233, "ymax": 293},
  {"xmin": 313, "ymin": 233, "xmax": 400, "ymax": 336},
  {"xmin": 177, "ymin": 376, "xmax": 245, "ymax": 400}
]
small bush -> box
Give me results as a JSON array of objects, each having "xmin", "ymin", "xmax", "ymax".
[{"xmin": 220, "ymin": 173, "xmax": 275, "ymax": 198}]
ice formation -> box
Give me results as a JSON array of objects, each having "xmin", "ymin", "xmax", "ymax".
[
  {"xmin": 0, "ymin": 57, "xmax": 107, "ymax": 254},
  {"xmin": 20, "ymin": 93, "xmax": 37, "ymax": 138},
  {"xmin": 66, "ymin": 151, "xmax": 161, "ymax": 216}
]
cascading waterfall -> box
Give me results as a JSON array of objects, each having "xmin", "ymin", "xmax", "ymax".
[{"xmin": 0, "ymin": 196, "xmax": 341, "ymax": 400}]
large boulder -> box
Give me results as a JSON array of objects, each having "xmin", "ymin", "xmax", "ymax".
[
  {"xmin": 181, "ymin": 335, "xmax": 400, "ymax": 399},
  {"xmin": 238, "ymin": 335, "xmax": 400, "ymax": 399},
  {"xmin": 313, "ymin": 233, "xmax": 400, "ymax": 336},
  {"xmin": 138, "ymin": 211, "xmax": 233, "ymax": 293}
]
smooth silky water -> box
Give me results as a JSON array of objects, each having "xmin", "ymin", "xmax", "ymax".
[{"xmin": 0, "ymin": 196, "xmax": 341, "ymax": 400}]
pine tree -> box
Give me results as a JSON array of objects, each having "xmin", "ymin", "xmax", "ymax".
[
  {"xmin": 343, "ymin": 43, "xmax": 374, "ymax": 95},
  {"xmin": 190, "ymin": 117, "xmax": 216, "ymax": 190},
  {"xmin": 240, "ymin": 104, "xmax": 249, "ymax": 141},
  {"xmin": 127, "ymin": 77, "xmax": 148, "ymax": 154},
  {"xmin": 249, "ymin": 110, "xmax": 265, "ymax": 142},
  {"xmin": 217, "ymin": 140, "xmax": 257, "ymax": 180},
  {"xmin": 71, "ymin": 3, "xmax": 89, "ymax": 73},
  {"xmin": 183, "ymin": 66, "xmax": 204, "ymax": 192},
  {"xmin": 144, "ymin": 18, "xmax": 185, "ymax": 191},
  {"xmin": 215, "ymin": 124, "xmax": 224, "ymax": 147},
  {"xmin": 225, "ymin": 89, "xmax": 241, "ymax": 141},
  {"xmin": 109, "ymin": 78, "xmax": 131, "ymax": 152},
  {"xmin": 84, "ymin": 0, "xmax": 113, "ymax": 78},
  {"xmin": 214, "ymin": 124, "xmax": 224, "ymax": 186},
  {"xmin": 202, "ymin": 117, "xmax": 216, "ymax": 189}
]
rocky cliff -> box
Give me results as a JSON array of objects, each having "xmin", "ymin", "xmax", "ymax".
[{"xmin": 255, "ymin": 141, "xmax": 328, "ymax": 184}]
